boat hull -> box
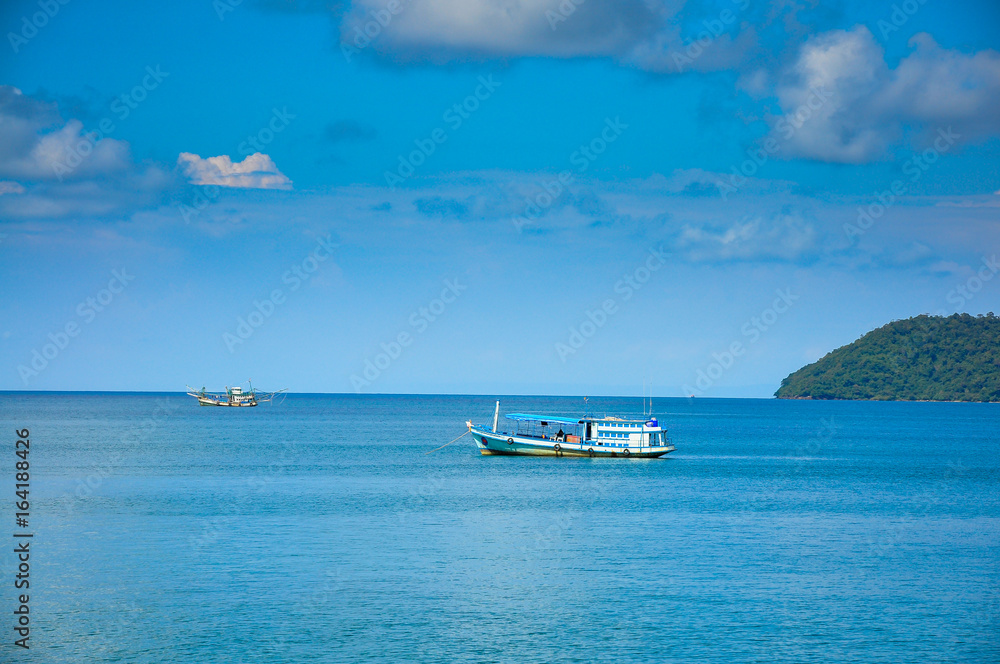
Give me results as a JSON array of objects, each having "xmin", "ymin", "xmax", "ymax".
[
  {"xmin": 196, "ymin": 397, "xmax": 257, "ymax": 407},
  {"xmin": 470, "ymin": 427, "xmax": 675, "ymax": 458}
]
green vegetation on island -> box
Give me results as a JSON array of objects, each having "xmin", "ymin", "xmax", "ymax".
[{"xmin": 775, "ymin": 313, "xmax": 1000, "ymax": 402}]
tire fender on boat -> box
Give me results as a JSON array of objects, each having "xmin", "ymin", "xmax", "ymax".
[
  {"xmin": 588, "ymin": 448, "xmax": 595, "ymax": 457},
  {"xmin": 623, "ymin": 448, "xmax": 631, "ymax": 456},
  {"xmin": 506, "ymin": 437, "xmax": 514, "ymax": 445},
  {"xmin": 553, "ymin": 443, "xmax": 561, "ymax": 456}
]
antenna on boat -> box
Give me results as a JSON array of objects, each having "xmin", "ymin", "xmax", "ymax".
[{"xmin": 641, "ymin": 376, "xmax": 653, "ymax": 419}]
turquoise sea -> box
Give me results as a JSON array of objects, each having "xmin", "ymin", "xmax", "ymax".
[{"xmin": 1, "ymin": 393, "xmax": 998, "ymax": 663}]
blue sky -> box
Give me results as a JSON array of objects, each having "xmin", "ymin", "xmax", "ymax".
[{"xmin": 1, "ymin": 0, "xmax": 999, "ymax": 396}]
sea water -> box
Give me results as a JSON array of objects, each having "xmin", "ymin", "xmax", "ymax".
[{"xmin": 0, "ymin": 393, "xmax": 997, "ymax": 663}]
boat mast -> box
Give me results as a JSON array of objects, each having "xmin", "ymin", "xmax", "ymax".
[{"xmin": 492, "ymin": 400, "xmax": 500, "ymax": 432}]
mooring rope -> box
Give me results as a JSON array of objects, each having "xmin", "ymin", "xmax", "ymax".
[{"xmin": 425, "ymin": 430, "xmax": 470, "ymax": 454}]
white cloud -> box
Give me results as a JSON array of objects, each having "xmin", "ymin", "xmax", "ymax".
[
  {"xmin": 673, "ymin": 213, "xmax": 819, "ymax": 263},
  {"xmin": 177, "ymin": 152, "xmax": 293, "ymax": 190},
  {"xmin": 880, "ymin": 33, "xmax": 1000, "ymax": 138},
  {"xmin": 340, "ymin": 0, "xmax": 662, "ymax": 61},
  {"xmin": 0, "ymin": 86, "xmax": 133, "ymax": 181},
  {"xmin": 0, "ymin": 181, "xmax": 25, "ymax": 195},
  {"xmin": 0, "ymin": 86, "xmax": 174, "ymax": 220},
  {"xmin": 337, "ymin": 0, "xmax": 786, "ymax": 73},
  {"xmin": 0, "ymin": 170, "xmax": 174, "ymax": 220},
  {"xmin": 772, "ymin": 27, "xmax": 1000, "ymax": 163},
  {"xmin": 626, "ymin": 16, "xmax": 758, "ymax": 74}
]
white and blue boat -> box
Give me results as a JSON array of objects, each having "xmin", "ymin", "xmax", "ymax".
[{"xmin": 466, "ymin": 401, "xmax": 676, "ymax": 458}]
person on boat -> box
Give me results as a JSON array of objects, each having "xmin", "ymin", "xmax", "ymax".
[{"xmin": 556, "ymin": 428, "xmax": 564, "ymax": 442}]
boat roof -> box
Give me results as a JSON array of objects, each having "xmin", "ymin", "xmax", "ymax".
[
  {"xmin": 505, "ymin": 413, "xmax": 583, "ymax": 425},
  {"xmin": 505, "ymin": 413, "xmax": 658, "ymax": 425}
]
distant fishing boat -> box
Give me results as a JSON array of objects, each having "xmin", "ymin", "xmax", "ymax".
[
  {"xmin": 186, "ymin": 381, "xmax": 286, "ymax": 407},
  {"xmin": 466, "ymin": 401, "xmax": 676, "ymax": 458}
]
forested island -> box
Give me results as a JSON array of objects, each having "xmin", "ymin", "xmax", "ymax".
[{"xmin": 775, "ymin": 313, "xmax": 1000, "ymax": 402}]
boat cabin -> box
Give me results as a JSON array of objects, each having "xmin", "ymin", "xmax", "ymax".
[{"xmin": 502, "ymin": 413, "xmax": 670, "ymax": 449}]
